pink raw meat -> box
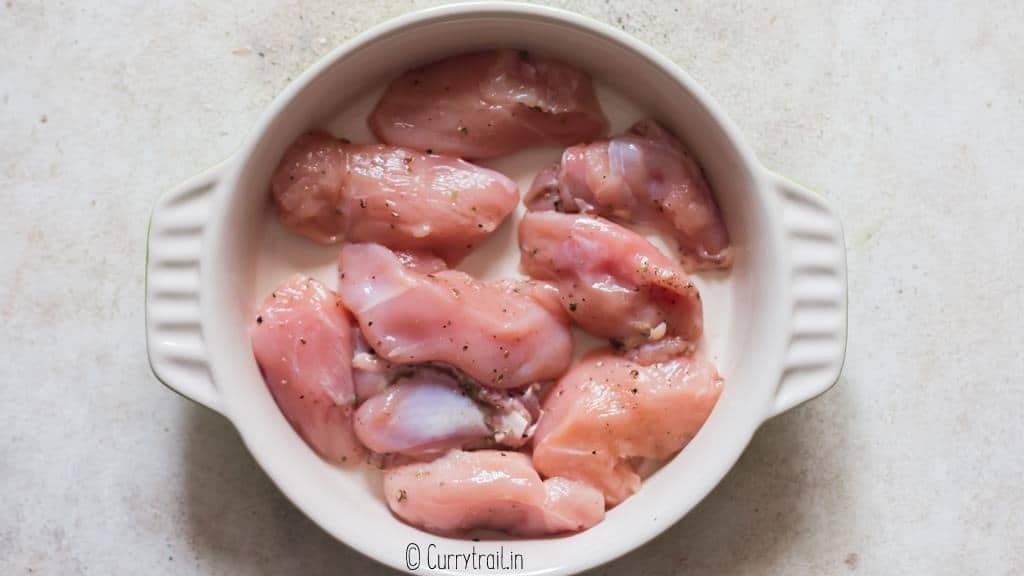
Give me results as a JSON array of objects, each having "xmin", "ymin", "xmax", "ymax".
[
  {"xmin": 337, "ymin": 243, "xmax": 573, "ymax": 389},
  {"xmin": 519, "ymin": 211, "xmax": 703, "ymax": 349},
  {"xmin": 354, "ymin": 367, "xmax": 539, "ymax": 456},
  {"xmin": 271, "ymin": 132, "xmax": 518, "ymax": 263},
  {"xmin": 384, "ymin": 450, "xmax": 605, "ymax": 536},
  {"xmin": 369, "ymin": 50, "xmax": 607, "ymax": 159},
  {"xmin": 249, "ymin": 275, "xmax": 364, "ymax": 464},
  {"xmin": 532, "ymin": 349, "xmax": 722, "ymax": 505},
  {"xmin": 526, "ymin": 120, "xmax": 731, "ymax": 270}
]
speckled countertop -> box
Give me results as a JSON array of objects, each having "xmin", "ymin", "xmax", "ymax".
[{"xmin": 2, "ymin": 1, "xmax": 1022, "ymax": 574}]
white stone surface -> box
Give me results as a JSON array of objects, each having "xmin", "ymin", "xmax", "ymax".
[{"xmin": 2, "ymin": 1, "xmax": 1022, "ymax": 574}]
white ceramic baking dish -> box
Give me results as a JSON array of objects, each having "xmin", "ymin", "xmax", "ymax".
[{"xmin": 145, "ymin": 3, "xmax": 847, "ymax": 574}]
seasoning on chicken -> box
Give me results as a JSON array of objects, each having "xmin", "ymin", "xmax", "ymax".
[
  {"xmin": 519, "ymin": 211, "xmax": 703, "ymax": 348},
  {"xmin": 271, "ymin": 131, "xmax": 518, "ymax": 263},
  {"xmin": 384, "ymin": 450, "xmax": 605, "ymax": 536},
  {"xmin": 532, "ymin": 349, "xmax": 723, "ymax": 505},
  {"xmin": 369, "ymin": 50, "xmax": 608, "ymax": 159},
  {"xmin": 349, "ymin": 249, "xmax": 448, "ymax": 401},
  {"xmin": 525, "ymin": 120, "xmax": 731, "ymax": 270},
  {"xmin": 249, "ymin": 275, "xmax": 364, "ymax": 464},
  {"xmin": 353, "ymin": 366, "xmax": 539, "ymax": 456},
  {"xmin": 337, "ymin": 242, "xmax": 574, "ymax": 389}
]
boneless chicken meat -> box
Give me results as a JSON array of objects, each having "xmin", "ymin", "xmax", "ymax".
[
  {"xmin": 353, "ymin": 365, "xmax": 540, "ymax": 456},
  {"xmin": 526, "ymin": 120, "xmax": 731, "ymax": 270},
  {"xmin": 271, "ymin": 131, "xmax": 518, "ymax": 263},
  {"xmin": 370, "ymin": 50, "xmax": 608, "ymax": 159},
  {"xmin": 519, "ymin": 211, "xmax": 703, "ymax": 348},
  {"xmin": 384, "ymin": 450, "xmax": 605, "ymax": 536},
  {"xmin": 346, "ymin": 247, "xmax": 454, "ymax": 406},
  {"xmin": 337, "ymin": 242, "xmax": 574, "ymax": 389},
  {"xmin": 532, "ymin": 349, "xmax": 723, "ymax": 505},
  {"xmin": 249, "ymin": 275, "xmax": 364, "ymax": 464}
]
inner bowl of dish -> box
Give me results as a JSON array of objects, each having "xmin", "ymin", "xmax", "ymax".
[{"xmin": 147, "ymin": 3, "xmax": 845, "ymax": 574}]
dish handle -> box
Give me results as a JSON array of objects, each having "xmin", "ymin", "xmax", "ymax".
[
  {"xmin": 767, "ymin": 173, "xmax": 848, "ymax": 418},
  {"xmin": 145, "ymin": 164, "xmax": 225, "ymax": 414}
]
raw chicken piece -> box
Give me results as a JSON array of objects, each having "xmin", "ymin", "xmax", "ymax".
[
  {"xmin": 369, "ymin": 50, "xmax": 608, "ymax": 159},
  {"xmin": 525, "ymin": 120, "xmax": 731, "ymax": 270},
  {"xmin": 353, "ymin": 366, "xmax": 539, "ymax": 456},
  {"xmin": 356, "ymin": 375, "xmax": 486, "ymax": 456},
  {"xmin": 519, "ymin": 211, "xmax": 703, "ymax": 348},
  {"xmin": 271, "ymin": 132, "xmax": 518, "ymax": 263},
  {"xmin": 337, "ymin": 243, "xmax": 573, "ymax": 389},
  {"xmin": 384, "ymin": 450, "xmax": 605, "ymax": 536},
  {"xmin": 249, "ymin": 275, "xmax": 364, "ymax": 463},
  {"xmin": 532, "ymin": 349, "xmax": 723, "ymax": 505},
  {"xmin": 350, "ymin": 249, "xmax": 447, "ymax": 401}
]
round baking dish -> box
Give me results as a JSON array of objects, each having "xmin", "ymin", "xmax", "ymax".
[{"xmin": 145, "ymin": 3, "xmax": 847, "ymax": 574}]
